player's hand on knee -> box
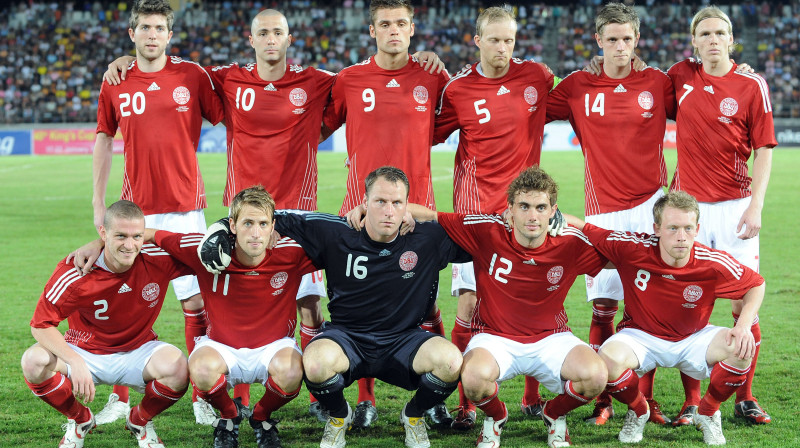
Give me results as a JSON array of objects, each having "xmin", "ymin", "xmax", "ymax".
[
  {"xmin": 70, "ymin": 361, "xmax": 96, "ymax": 404},
  {"xmin": 548, "ymin": 209, "xmax": 565, "ymax": 237},
  {"xmin": 198, "ymin": 218, "xmax": 233, "ymax": 274},
  {"xmin": 345, "ymin": 204, "xmax": 367, "ymax": 231},
  {"xmin": 400, "ymin": 210, "xmax": 416, "ymax": 235},
  {"xmin": 67, "ymin": 239, "xmax": 104, "ymax": 276},
  {"xmin": 727, "ymin": 326, "xmax": 755, "ymax": 360}
]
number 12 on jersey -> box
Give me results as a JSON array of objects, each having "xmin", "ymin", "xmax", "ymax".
[{"xmin": 488, "ymin": 253, "xmax": 512, "ymax": 284}]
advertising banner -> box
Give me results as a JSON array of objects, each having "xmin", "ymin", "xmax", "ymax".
[{"xmin": 0, "ymin": 130, "xmax": 32, "ymax": 156}]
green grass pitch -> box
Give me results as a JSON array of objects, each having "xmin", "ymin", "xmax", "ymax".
[{"xmin": 0, "ymin": 149, "xmax": 798, "ymax": 447}]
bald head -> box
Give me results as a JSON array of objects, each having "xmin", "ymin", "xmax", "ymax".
[{"xmin": 251, "ymin": 9, "xmax": 289, "ymax": 35}]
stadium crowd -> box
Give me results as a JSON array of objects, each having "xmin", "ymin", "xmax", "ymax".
[{"xmin": 1, "ymin": 0, "xmax": 798, "ymax": 123}]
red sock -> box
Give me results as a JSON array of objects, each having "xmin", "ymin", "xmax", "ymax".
[
  {"xmin": 194, "ymin": 375, "xmax": 237, "ymax": 419},
  {"xmin": 474, "ymin": 383, "xmax": 507, "ymax": 421},
  {"xmin": 25, "ymin": 373, "xmax": 90, "ymax": 421},
  {"xmin": 301, "ymin": 322, "xmax": 324, "ymax": 404},
  {"xmin": 734, "ymin": 314, "xmax": 761, "ymax": 402},
  {"xmin": 639, "ymin": 369, "xmax": 655, "ymax": 400},
  {"xmin": 130, "ymin": 379, "xmax": 186, "ymax": 425},
  {"xmin": 252, "ymin": 376, "xmax": 300, "ymax": 421},
  {"xmin": 523, "ymin": 376, "xmax": 542, "ymax": 404},
  {"xmin": 680, "ymin": 372, "xmax": 702, "ymax": 405},
  {"xmin": 233, "ymin": 384, "xmax": 251, "ymax": 407},
  {"xmin": 184, "ymin": 306, "xmax": 207, "ymax": 403},
  {"xmin": 357, "ymin": 377, "xmax": 376, "ymax": 405},
  {"xmin": 543, "ymin": 380, "xmax": 591, "ymax": 419},
  {"xmin": 607, "ymin": 369, "xmax": 647, "ymax": 416},
  {"xmin": 589, "ymin": 303, "xmax": 617, "ymax": 350},
  {"xmin": 112, "ymin": 384, "xmax": 130, "ymax": 403},
  {"xmin": 698, "ymin": 362, "xmax": 749, "ymax": 416},
  {"xmin": 450, "ymin": 317, "xmax": 473, "ymax": 409},
  {"xmin": 421, "ymin": 308, "xmax": 445, "ymax": 336}
]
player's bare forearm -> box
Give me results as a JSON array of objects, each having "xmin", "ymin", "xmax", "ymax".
[
  {"xmin": 319, "ymin": 123, "xmax": 335, "ymax": 143},
  {"xmin": 738, "ymin": 146, "xmax": 772, "ymax": 239},
  {"xmin": 562, "ymin": 212, "xmax": 586, "ymax": 230},
  {"xmin": 407, "ymin": 203, "xmax": 438, "ymax": 222},
  {"xmin": 92, "ymin": 133, "xmax": 114, "ymax": 232},
  {"xmin": 738, "ymin": 283, "xmax": 765, "ymax": 333}
]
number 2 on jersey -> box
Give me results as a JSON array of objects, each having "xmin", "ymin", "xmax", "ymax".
[{"xmin": 488, "ymin": 253, "xmax": 512, "ymax": 284}]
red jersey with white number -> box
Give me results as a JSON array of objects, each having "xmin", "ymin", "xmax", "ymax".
[
  {"xmin": 207, "ymin": 63, "xmax": 335, "ymax": 209},
  {"xmin": 96, "ymin": 57, "xmax": 224, "ymax": 215},
  {"xmin": 582, "ymin": 223, "xmax": 764, "ymax": 341},
  {"xmin": 547, "ymin": 66, "xmax": 676, "ymax": 215},
  {"xmin": 30, "ymin": 246, "xmax": 191, "ymax": 354},
  {"xmin": 434, "ymin": 60, "xmax": 554, "ymax": 214},
  {"xmin": 438, "ymin": 213, "xmax": 607, "ymax": 343},
  {"xmin": 323, "ymin": 55, "xmax": 449, "ymax": 215},
  {"xmin": 155, "ymin": 231, "xmax": 317, "ymax": 349},
  {"xmin": 667, "ymin": 59, "xmax": 777, "ymax": 202}
]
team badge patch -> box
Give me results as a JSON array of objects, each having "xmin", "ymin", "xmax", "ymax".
[
  {"xmin": 142, "ymin": 283, "xmax": 160, "ymax": 302},
  {"xmin": 399, "ymin": 251, "xmax": 418, "ymax": 272},
  {"xmin": 586, "ymin": 275, "xmax": 594, "ymax": 288},
  {"xmin": 637, "ymin": 91, "xmax": 654, "ymax": 110},
  {"xmin": 270, "ymin": 272, "xmax": 288, "ymax": 289},
  {"xmin": 452, "ymin": 264, "xmax": 459, "ymax": 279},
  {"xmin": 547, "ymin": 266, "xmax": 564, "ymax": 284},
  {"xmin": 524, "ymin": 86, "xmax": 538, "ymax": 105},
  {"xmin": 172, "ymin": 86, "xmax": 191, "ymax": 105},
  {"xmin": 683, "ymin": 285, "xmax": 703, "ymax": 302},
  {"xmin": 289, "ymin": 88, "xmax": 308, "ymax": 107},
  {"xmin": 719, "ymin": 98, "xmax": 738, "ymax": 117},
  {"xmin": 413, "ymin": 86, "xmax": 429, "ymax": 104}
]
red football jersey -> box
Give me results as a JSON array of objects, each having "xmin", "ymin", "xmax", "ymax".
[
  {"xmin": 547, "ymin": 66, "xmax": 675, "ymax": 215},
  {"xmin": 207, "ymin": 63, "xmax": 335, "ymax": 209},
  {"xmin": 667, "ymin": 59, "xmax": 777, "ymax": 202},
  {"xmin": 438, "ymin": 213, "xmax": 607, "ymax": 343},
  {"xmin": 96, "ymin": 57, "xmax": 224, "ymax": 215},
  {"xmin": 582, "ymin": 223, "xmax": 765, "ymax": 341},
  {"xmin": 31, "ymin": 246, "xmax": 192, "ymax": 354},
  {"xmin": 435, "ymin": 60, "xmax": 554, "ymax": 214},
  {"xmin": 155, "ymin": 231, "xmax": 317, "ymax": 349},
  {"xmin": 322, "ymin": 56, "xmax": 449, "ymax": 215}
]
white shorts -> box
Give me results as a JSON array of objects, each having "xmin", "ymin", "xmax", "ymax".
[
  {"xmin": 450, "ymin": 262, "xmax": 475, "ymax": 296},
  {"xmin": 603, "ymin": 326, "xmax": 725, "ymax": 380},
  {"xmin": 466, "ymin": 332, "xmax": 588, "ymax": 394},
  {"xmin": 191, "ymin": 336, "xmax": 300, "ymax": 387},
  {"xmin": 585, "ymin": 190, "xmax": 664, "ymax": 301},
  {"xmin": 697, "ymin": 198, "xmax": 760, "ymax": 271},
  {"xmin": 66, "ymin": 340, "xmax": 174, "ymax": 393},
  {"xmin": 145, "ymin": 210, "xmax": 206, "ymax": 301}
]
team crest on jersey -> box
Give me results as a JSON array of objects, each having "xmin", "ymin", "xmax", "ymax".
[
  {"xmin": 399, "ymin": 251, "xmax": 418, "ymax": 272},
  {"xmin": 547, "ymin": 266, "xmax": 564, "ymax": 284},
  {"xmin": 413, "ymin": 86, "xmax": 429, "ymax": 112},
  {"xmin": 289, "ymin": 88, "xmax": 308, "ymax": 107},
  {"xmin": 682, "ymin": 285, "xmax": 703, "ymax": 308},
  {"xmin": 637, "ymin": 91, "xmax": 654, "ymax": 110},
  {"xmin": 142, "ymin": 282, "xmax": 160, "ymax": 307},
  {"xmin": 524, "ymin": 86, "xmax": 538, "ymax": 105},
  {"xmin": 270, "ymin": 272, "xmax": 288, "ymax": 289},
  {"xmin": 173, "ymin": 86, "xmax": 190, "ymax": 105},
  {"xmin": 719, "ymin": 97, "xmax": 738, "ymax": 117}
]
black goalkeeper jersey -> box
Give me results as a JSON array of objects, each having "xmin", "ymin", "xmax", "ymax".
[{"xmin": 275, "ymin": 212, "xmax": 470, "ymax": 337}]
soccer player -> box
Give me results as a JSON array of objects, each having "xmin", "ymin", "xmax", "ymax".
[
  {"xmin": 564, "ymin": 191, "xmax": 765, "ymax": 445},
  {"xmin": 667, "ymin": 6, "xmax": 776, "ymax": 426},
  {"xmin": 321, "ymin": 0, "xmax": 452, "ymax": 428},
  {"xmin": 201, "ymin": 167, "xmax": 471, "ymax": 448},
  {"xmin": 21, "ymin": 200, "xmax": 192, "ymax": 448},
  {"xmin": 431, "ymin": 6, "xmax": 556, "ymax": 428},
  {"xmin": 91, "ymin": 0, "xmax": 224, "ymax": 425},
  {"xmin": 545, "ymin": 2, "xmax": 676, "ymax": 426},
  {"xmin": 406, "ymin": 166, "xmax": 609, "ymax": 448}
]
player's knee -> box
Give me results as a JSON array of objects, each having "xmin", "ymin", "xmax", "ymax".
[
  {"xmin": 431, "ymin": 343, "xmax": 462, "ymax": 381},
  {"xmin": 181, "ymin": 293, "xmax": 204, "ymax": 311},
  {"xmin": 576, "ymin": 361, "xmax": 608, "ymax": 397},
  {"xmin": 20, "ymin": 345, "xmax": 53, "ymax": 381},
  {"xmin": 188, "ymin": 350, "xmax": 225, "ymax": 389},
  {"xmin": 269, "ymin": 351, "xmax": 304, "ymax": 390},
  {"xmin": 598, "ymin": 345, "xmax": 629, "ymax": 380},
  {"xmin": 156, "ymin": 349, "xmax": 189, "ymax": 386}
]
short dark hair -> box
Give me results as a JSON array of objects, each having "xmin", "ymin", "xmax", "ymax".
[
  {"xmin": 506, "ymin": 166, "xmax": 558, "ymax": 206},
  {"xmin": 365, "ymin": 166, "xmax": 410, "ymax": 198},
  {"xmin": 130, "ymin": 0, "xmax": 174, "ymax": 31},
  {"xmin": 653, "ymin": 191, "xmax": 700, "ymax": 225},
  {"xmin": 104, "ymin": 200, "xmax": 144, "ymax": 228},
  {"xmin": 369, "ymin": 0, "xmax": 414, "ymax": 25}
]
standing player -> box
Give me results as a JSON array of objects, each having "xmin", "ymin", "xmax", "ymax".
[
  {"xmin": 321, "ymin": 0, "xmax": 451, "ymax": 428},
  {"xmin": 565, "ymin": 191, "xmax": 765, "ymax": 445},
  {"xmin": 201, "ymin": 167, "xmax": 471, "ymax": 448},
  {"xmin": 91, "ymin": 0, "xmax": 224, "ymax": 426},
  {"xmin": 407, "ymin": 166, "xmax": 609, "ymax": 448},
  {"xmin": 21, "ymin": 201, "xmax": 192, "ymax": 448},
  {"xmin": 545, "ymin": 2, "xmax": 676, "ymax": 426},
  {"xmin": 432, "ymin": 5, "xmax": 556, "ymax": 428},
  {"xmin": 667, "ymin": 6, "xmax": 776, "ymax": 426}
]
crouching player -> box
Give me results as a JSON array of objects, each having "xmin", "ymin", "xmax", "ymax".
[
  {"xmin": 21, "ymin": 200, "xmax": 191, "ymax": 448},
  {"xmin": 565, "ymin": 191, "xmax": 765, "ymax": 445},
  {"xmin": 407, "ymin": 166, "xmax": 609, "ymax": 448}
]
